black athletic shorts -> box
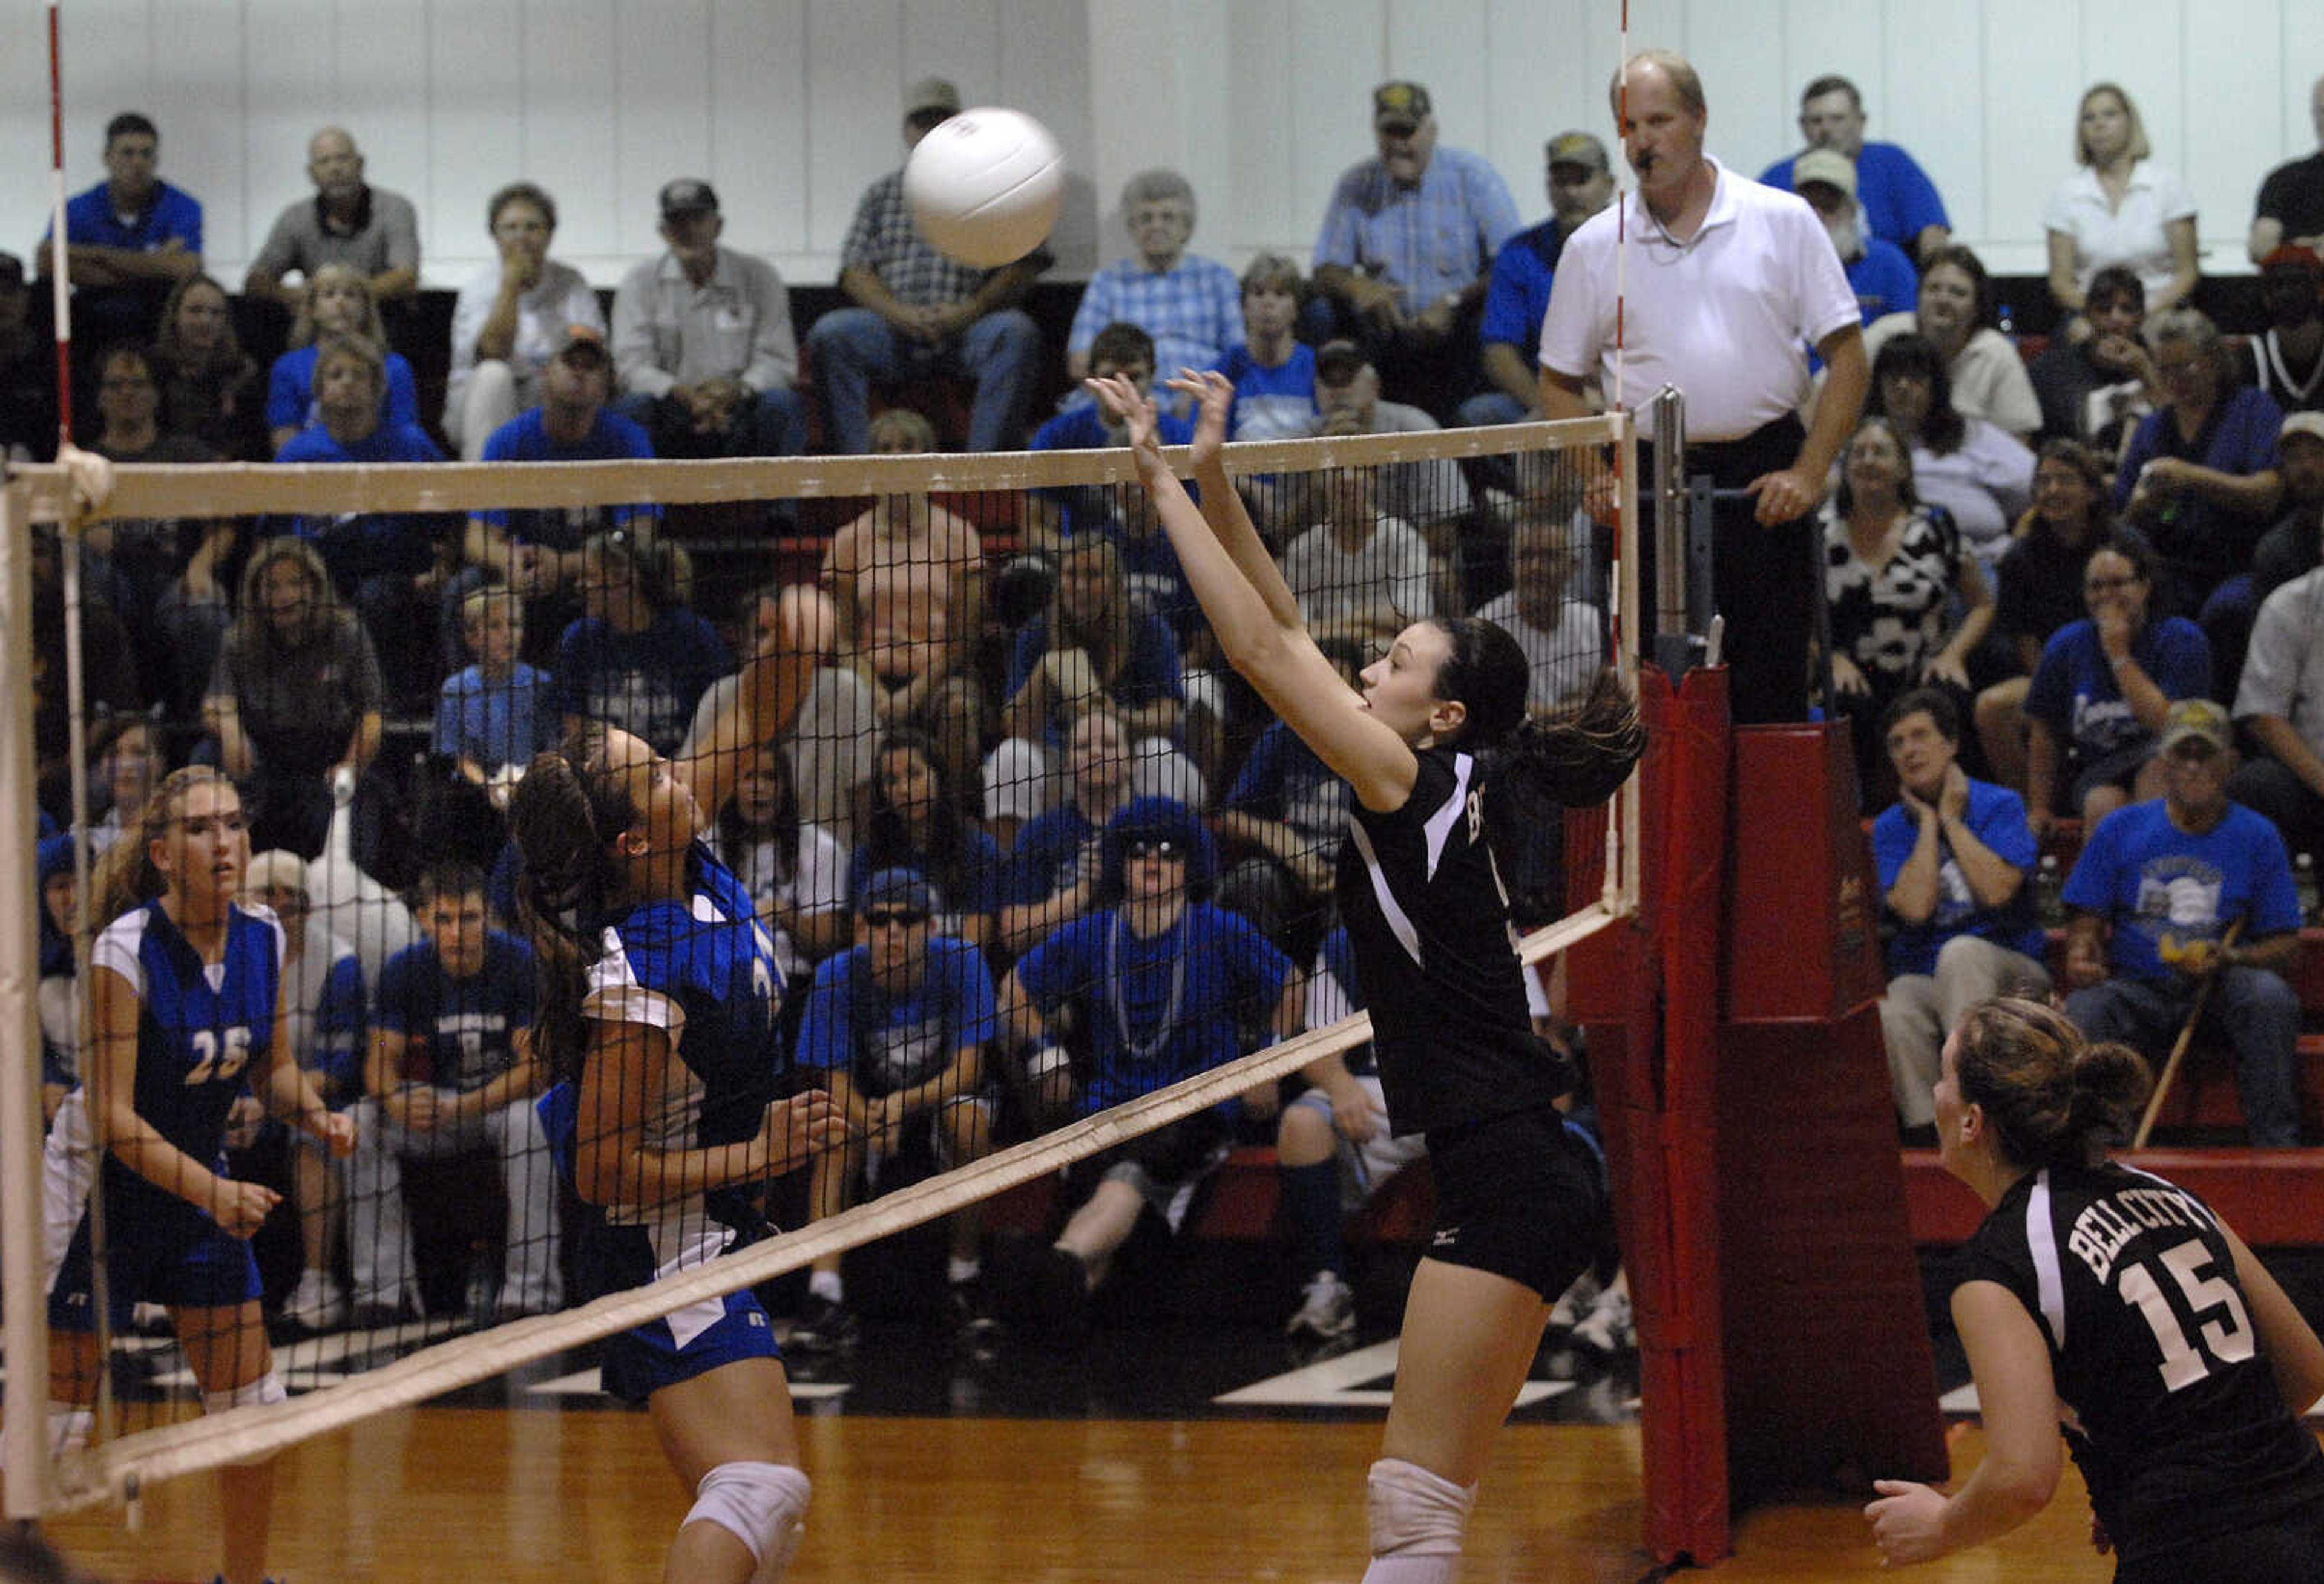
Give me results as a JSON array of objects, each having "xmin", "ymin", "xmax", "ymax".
[
  {"xmin": 1421, "ymin": 1104, "xmax": 1604, "ymax": 1300},
  {"xmin": 2113, "ymin": 1498, "xmax": 2324, "ymax": 1583}
]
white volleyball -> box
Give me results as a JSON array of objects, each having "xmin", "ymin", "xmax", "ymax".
[{"xmin": 902, "ymin": 107, "xmax": 1065, "ymax": 268}]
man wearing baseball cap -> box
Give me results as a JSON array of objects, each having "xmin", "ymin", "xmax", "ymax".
[
  {"xmin": 2247, "ymin": 410, "xmax": 2324, "ymax": 608},
  {"xmin": 1760, "ymin": 74, "xmax": 1951, "ymax": 264},
  {"xmin": 2060, "ymin": 696, "xmax": 2307, "ymax": 1145},
  {"xmin": 807, "ymin": 75, "xmax": 1045, "ymax": 454},
  {"xmin": 1311, "ymin": 79, "xmax": 1521, "ymax": 422},
  {"xmin": 1462, "ymin": 131, "xmax": 1617, "ymax": 431},
  {"xmin": 1793, "ymin": 147, "xmax": 1919, "ymax": 327},
  {"xmin": 610, "ymin": 178, "xmax": 807, "ymax": 463},
  {"xmin": 791, "ymin": 865, "xmax": 1003, "ymax": 1352}
]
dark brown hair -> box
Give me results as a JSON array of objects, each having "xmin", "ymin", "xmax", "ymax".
[
  {"xmin": 1954, "ymin": 997, "xmax": 2153, "ymax": 1167},
  {"xmin": 505, "ymin": 724, "xmax": 638, "ymax": 1083}
]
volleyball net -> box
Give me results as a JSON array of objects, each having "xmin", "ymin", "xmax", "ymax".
[{"xmin": 1, "ymin": 408, "xmax": 1640, "ymax": 1518}]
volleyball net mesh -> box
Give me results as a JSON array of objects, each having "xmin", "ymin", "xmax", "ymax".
[{"xmin": 2, "ymin": 410, "xmax": 1638, "ymax": 1516}]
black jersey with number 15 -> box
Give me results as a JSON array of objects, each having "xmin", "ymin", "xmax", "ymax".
[
  {"xmin": 1334, "ymin": 745, "xmax": 1574, "ymax": 1137},
  {"xmin": 1961, "ymin": 1160, "xmax": 2324, "ymax": 1568}
]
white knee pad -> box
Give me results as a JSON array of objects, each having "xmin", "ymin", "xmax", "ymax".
[
  {"xmin": 686, "ymin": 1461, "xmax": 810, "ymax": 1580},
  {"xmin": 202, "ymin": 1373, "xmax": 288, "ymax": 1464},
  {"xmin": 1367, "ymin": 1458, "xmax": 1475, "ymax": 1559},
  {"xmin": 48, "ymin": 1403, "xmax": 93, "ymax": 1458}
]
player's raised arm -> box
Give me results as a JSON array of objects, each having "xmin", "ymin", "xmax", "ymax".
[
  {"xmin": 1085, "ymin": 373, "xmax": 1418, "ymax": 810},
  {"xmin": 1166, "ymin": 369, "xmax": 1303, "ymax": 632}
]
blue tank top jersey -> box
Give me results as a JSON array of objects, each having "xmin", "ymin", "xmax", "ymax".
[{"xmin": 90, "ymin": 900, "xmax": 284, "ymax": 1206}]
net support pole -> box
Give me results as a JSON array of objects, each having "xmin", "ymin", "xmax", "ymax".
[{"xmin": 0, "ymin": 479, "xmax": 57, "ymax": 1520}]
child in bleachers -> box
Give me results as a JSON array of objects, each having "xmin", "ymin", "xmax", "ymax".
[
  {"xmin": 266, "ymin": 264, "xmax": 420, "ymax": 456},
  {"xmin": 435, "ymin": 584, "xmax": 552, "ymax": 791}
]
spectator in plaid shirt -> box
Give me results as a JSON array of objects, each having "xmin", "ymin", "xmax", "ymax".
[
  {"xmin": 807, "ymin": 77, "xmax": 1046, "ymax": 454},
  {"xmin": 1065, "ymin": 169, "xmax": 1242, "ymax": 385},
  {"xmin": 1311, "ymin": 80, "xmax": 1521, "ymax": 423}
]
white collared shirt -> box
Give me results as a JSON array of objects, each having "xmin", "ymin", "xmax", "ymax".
[
  {"xmin": 1538, "ymin": 155, "xmax": 1860, "ymax": 440},
  {"xmin": 2041, "ymin": 161, "xmax": 2197, "ymax": 303}
]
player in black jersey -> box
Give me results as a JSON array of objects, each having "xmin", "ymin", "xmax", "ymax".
[
  {"xmin": 1866, "ymin": 997, "xmax": 2324, "ymax": 1577},
  {"xmin": 1090, "ymin": 368, "xmax": 1643, "ymax": 1583}
]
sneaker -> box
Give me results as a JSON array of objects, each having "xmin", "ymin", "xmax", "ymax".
[
  {"xmin": 789, "ymin": 1292, "xmax": 860, "ymax": 1356},
  {"xmin": 1543, "ymin": 1269, "xmax": 1602, "ymax": 1343},
  {"xmin": 282, "ymin": 1269, "xmax": 348, "ymax": 1333},
  {"xmin": 1286, "ymin": 1270, "xmax": 1356, "ymax": 1341},
  {"xmin": 1570, "ymin": 1286, "xmax": 1636, "ymax": 1359}
]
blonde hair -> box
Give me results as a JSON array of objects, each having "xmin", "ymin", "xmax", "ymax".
[
  {"xmin": 867, "ymin": 408, "xmax": 938, "ymax": 454},
  {"xmin": 290, "ymin": 263, "xmax": 388, "ymax": 350},
  {"xmin": 2074, "ymin": 82, "xmax": 2151, "ymax": 166},
  {"xmin": 89, "ymin": 766, "xmax": 238, "ymax": 929}
]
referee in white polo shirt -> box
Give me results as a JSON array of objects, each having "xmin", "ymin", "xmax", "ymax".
[{"xmin": 1539, "ymin": 49, "xmax": 1868, "ymax": 724}]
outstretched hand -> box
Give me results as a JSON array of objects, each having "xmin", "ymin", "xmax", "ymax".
[
  {"xmin": 1166, "ymin": 369, "xmax": 1235, "ymax": 469},
  {"xmin": 1085, "ymin": 373, "xmax": 1164, "ymax": 460}
]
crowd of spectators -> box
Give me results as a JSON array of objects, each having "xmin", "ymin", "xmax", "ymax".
[{"xmin": 18, "ymin": 61, "xmax": 2324, "ymax": 1350}]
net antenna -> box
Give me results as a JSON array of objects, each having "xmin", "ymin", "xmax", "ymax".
[{"xmin": 2, "ymin": 415, "xmax": 1642, "ymax": 1514}]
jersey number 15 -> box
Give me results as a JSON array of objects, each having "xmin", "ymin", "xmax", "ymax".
[{"xmin": 2118, "ymin": 1236, "xmax": 2256, "ymax": 1392}]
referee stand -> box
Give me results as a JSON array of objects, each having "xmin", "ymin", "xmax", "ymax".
[{"xmin": 1569, "ymin": 390, "xmax": 1947, "ymax": 1565}]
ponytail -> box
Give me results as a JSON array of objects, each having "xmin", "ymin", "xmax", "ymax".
[
  {"xmin": 505, "ymin": 727, "xmax": 637, "ymax": 1085},
  {"xmin": 1957, "ymin": 997, "xmax": 2155, "ymax": 1167}
]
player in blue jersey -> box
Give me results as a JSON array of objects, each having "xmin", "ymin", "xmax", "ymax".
[
  {"xmin": 50, "ymin": 767, "xmax": 356, "ymax": 1584},
  {"xmin": 1090, "ymin": 367, "xmax": 1642, "ymax": 1583},
  {"xmin": 507, "ymin": 588, "xmax": 844, "ymax": 1583},
  {"xmin": 1867, "ymin": 998, "xmax": 2324, "ymax": 1576}
]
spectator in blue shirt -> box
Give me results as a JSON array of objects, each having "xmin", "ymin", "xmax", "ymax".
[
  {"xmin": 350, "ymin": 861, "xmax": 560, "ymax": 1318},
  {"xmin": 998, "ymin": 701, "xmax": 1137, "ymax": 957},
  {"xmin": 435, "ymin": 584, "xmax": 550, "ymax": 786},
  {"xmin": 790, "ymin": 867, "xmax": 1003, "ymax": 1353},
  {"xmin": 38, "ymin": 111, "xmax": 203, "ymax": 346},
  {"xmin": 547, "ymin": 521, "xmax": 728, "ymax": 756},
  {"xmin": 995, "ymin": 798, "xmax": 1296, "ymax": 1339},
  {"xmin": 1759, "ymin": 76, "xmax": 1951, "ymax": 264},
  {"xmin": 2060, "ymin": 700, "xmax": 2306, "ymax": 1146},
  {"xmin": 2023, "ymin": 534, "xmax": 2211, "ymax": 834},
  {"xmin": 1794, "ymin": 149, "xmax": 1920, "ymax": 330},
  {"xmin": 274, "ymin": 333, "xmax": 447, "ymax": 705},
  {"xmin": 1460, "ymin": 131, "xmax": 1616, "ymax": 431},
  {"xmin": 1211, "ymin": 253, "xmax": 1319, "ymax": 442},
  {"xmin": 443, "ymin": 329, "xmax": 656, "ymax": 673},
  {"xmin": 1312, "ymin": 80, "xmax": 1521, "ymax": 421},
  {"xmin": 1870, "ymin": 690, "xmax": 2050, "ymax": 1142},
  {"xmin": 1030, "ymin": 322, "xmax": 1193, "ymax": 552},
  {"xmin": 265, "ymin": 264, "xmax": 420, "ymax": 454},
  {"xmin": 1066, "ymin": 169, "xmax": 1241, "ymax": 385},
  {"xmin": 848, "ymin": 726, "xmax": 1005, "ymax": 955}
]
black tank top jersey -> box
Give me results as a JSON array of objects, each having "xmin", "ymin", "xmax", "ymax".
[
  {"xmin": 1961, "ymin": 1162, "xmax": 2324, "ymax": 1566},
  {"xmin": 1334, "ymin": 744, "xmax": 1572, "ymax": 1136}
]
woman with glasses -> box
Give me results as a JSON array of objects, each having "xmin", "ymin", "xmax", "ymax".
[{"xmin": 2023, "ymin": 534, "xmax": 2211, "ymax": 837}]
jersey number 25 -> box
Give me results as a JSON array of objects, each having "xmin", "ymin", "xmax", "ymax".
[
  {"xmin": 185, "ymin": 1026, "xmax": 254, "ymax": 1087},
  {"xmin": 2118, "ymin": 1236, "xmax": 2256, "ymax": 1391}
]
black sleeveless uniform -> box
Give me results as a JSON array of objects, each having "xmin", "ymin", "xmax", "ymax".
[
  {"xmin": 1334, "ymin": 745, "xmax": 1600, "ymax": 1297},
  {"xmin": 1961, "ymin": 1161, "xmax": 2324, "ymax": 1580}
]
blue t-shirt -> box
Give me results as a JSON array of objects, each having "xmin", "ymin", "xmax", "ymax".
[
  {"xmin": 433, "ymin": 661, "xmax": 553, "ymax": 774},
  {"xmin": 547, "ymin": 611, "xmax": 730, "ymax": 756},
  {"xmin": 306, "ymin": 949, "xmax": 370, "ymax": 1107},
  {"xmin": 478, "ymin": 406, "xmax": 660, "ymax": 540},
  {"xmin": 2061, "ymin": 799, "xmax": 2302, "ymax": 984},
  {"xmin": 1758, "ymin": 142, "xmax": 1949, "ymax": 254},
  {"xmin": 54, "ymin": 178, "xmax": 202, "ymax": 255},
  {"xmin": 1225, "ymin": 719, "xmax": 1350, "ymax": 839},
  {"xmin": 793, "ymin": 936, "xmax": 999, "ymax": 1097},
  {"xmin": 273, "ymin": 419, "xmax": 447, "ymax": 567},
  {"xmin": 1005, "ymin": 611, "xmax": 1185, "ymax": 751},
  {"xmin": 1032, "ymin": 402, "xmax": 1193, "ymax": 453},
  {"xmin": 275, "ymin": 420, "xmax": 444, "ymax": 468},
  {"xmin": 1846, "ymin": 237, "xmax": 1920, "ymax": 327},
  {"xmin": 2024, "ymin": 616, "xmax": 2211, "ymax": 761},
  {"xmin": 1873, "ymin": 778, "xmax": 2046, "ymax": 977},
  {"xmin": 1003, "ymin": 803, "xmax": 1103, "ymax": 906},
  {"xmin": 844, "ymin": 827, "xmax": 1005, "ymax": 934},
  {"xmin": 1478, "ymin": 217, "xmax": 1567, "ymax": 364},
  {"xmin": 266, "ymin": 343, "xmax": 420, "ymax": 433},
  {"xmin": 374, "ymin": 931, "xmax": 539, "ymax": 1093},
  {"xmin": 1212, "ymin": 341, "xmax": 1319, "ymax": 442},
  {"xmin": 2112, "ymin": 386, "xmax": 2285, "ymax": 597},
  {"xmin": 1016, "ymin": 902, "xmax": 1292, "ymax": 1112}
]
